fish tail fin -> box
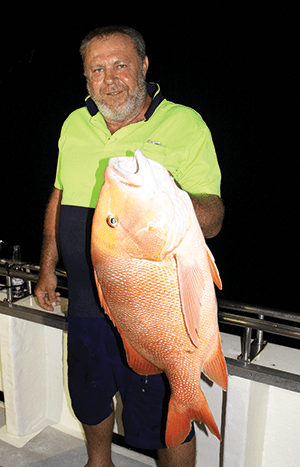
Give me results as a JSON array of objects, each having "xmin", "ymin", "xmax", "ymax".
[
  {"xmin": 165, "ymin": 390, "xmax": 221, "ymax": 448},
  {"xmin": 203, "ymin": 333, "xmax": 228, "ymax": 391},
  {"xmin": 165, "ymin": 398, "xmax": 193, "ymax": 448}
]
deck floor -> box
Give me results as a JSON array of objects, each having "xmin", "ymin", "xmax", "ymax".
[{"xmin": 0, "ymin": 406, "xmax": 156, "ymax": 467}]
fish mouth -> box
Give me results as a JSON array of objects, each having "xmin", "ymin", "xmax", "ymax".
[
  {"xmin": 107, "ymin": 150, "xmax": 193, "ymax": 254},
  {"xmin": 108, "ymin": 150, "xmax": 148, "ymax": 187}
]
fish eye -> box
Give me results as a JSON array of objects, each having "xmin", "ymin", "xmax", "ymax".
[{"xmin": 106, "ymin": 215, "xmax": 118, "ymax": 228}]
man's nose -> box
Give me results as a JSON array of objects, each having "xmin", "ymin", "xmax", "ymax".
[{"xmin": 104, "ymin": 67, "xmax": 116, "ymax": 83}]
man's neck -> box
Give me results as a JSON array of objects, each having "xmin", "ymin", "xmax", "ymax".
[{"xmin": 105, "ymin": 93, "xmax": 152, "ymax": 135}]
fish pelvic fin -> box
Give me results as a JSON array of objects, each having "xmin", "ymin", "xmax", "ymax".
[
  {"xmin": 93, "ymin": 269, "xmax": 116, "ymax": 324},
  {"xmin": 203, "ymin": 333, "xmax": 228, "ymax": 391},
  {"xmin": 120, "ymin": 332, "xmax": 162, "ymax": 376},
  {"xmin": 93, "ymin": 269, "xmax": 161, "ymax": 376},
  {"xmin": 165, "ymin": 390, "xmax": 221, "ymax": 448}
]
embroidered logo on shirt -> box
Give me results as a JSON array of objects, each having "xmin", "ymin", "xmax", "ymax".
[{"xmin": 147, "ymin": 140, "xmax": 162, "ymax": 146}]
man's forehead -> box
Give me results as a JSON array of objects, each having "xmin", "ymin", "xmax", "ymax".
[{"xmin": 86, "ymin": 34, "xmax": 137, "ymax": 61}]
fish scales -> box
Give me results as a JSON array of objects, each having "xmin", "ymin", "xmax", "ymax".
[
  {"xmin": 91, "ymin": 150, "xmax": 227, "ymax": 448},
  {"xmin": 94, "ymin": 255, "xmax": 189, "ymax": 366}
]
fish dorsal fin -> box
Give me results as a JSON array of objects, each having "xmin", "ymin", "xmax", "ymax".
[
  {"xmin": 206, "ymin": 245, "xmax": 222, "ymax": 290},
  {"xmin": 175, "ymin": 253, "xmax": 205, "ymax": 348}
]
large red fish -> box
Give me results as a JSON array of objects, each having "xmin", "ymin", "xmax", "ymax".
[{"xmin": 91, "ymin": 150, "xmax": 227, "ymax": 447}]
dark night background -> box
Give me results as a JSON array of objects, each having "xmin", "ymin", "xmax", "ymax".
[{"xmin": 1, "ymin": 3, "xmax": 298, "ymax": 314}]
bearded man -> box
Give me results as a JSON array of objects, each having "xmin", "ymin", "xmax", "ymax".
[{"xmin": 35, "ymin": 25, "xmax": 224, "ymax": 467}]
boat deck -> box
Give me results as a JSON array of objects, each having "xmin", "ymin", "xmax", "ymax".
[{"xmin": 0, "ymin": 406, "xmax": 156, "ymax": 467}]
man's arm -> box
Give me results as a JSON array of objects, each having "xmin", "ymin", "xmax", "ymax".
[
  {"xmin": 35, "ymin": 187, "xmax": 63, "ymax": 311},
  {"xmin": 189, "ymin": 194, "xmax": 224, "ymax": 238}
]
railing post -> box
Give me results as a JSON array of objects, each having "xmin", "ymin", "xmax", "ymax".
[
  {"xmin": 256, "ymin": 314, "xmax": 264, "ymax": 346},
  {"xmin": 249, "ymin": 314, "xmax": 267, "ymax": 361},
  {"xmin": 6, "ymin": 275, "xmax": 12, "ymax": 303},
  {"xmin": 238, "ymin": 326, "xmax": 252, "ymax": 362},
  {"xmin": 26, "ymin": 267, "xmax": 33, "ymax": 295}
]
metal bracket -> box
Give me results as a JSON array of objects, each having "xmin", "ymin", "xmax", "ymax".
[{"xmin": 237, "ymin": 315, "xmax": 268, "ymax": 362}]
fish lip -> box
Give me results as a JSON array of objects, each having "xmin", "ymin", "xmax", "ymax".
[{"xmin": 108, "ymin": 150, "xmax": 145, "ymax": 187}]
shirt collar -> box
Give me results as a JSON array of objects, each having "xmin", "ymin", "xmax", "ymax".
[{"xmin": 85, "ymin": 82, "xmax": 164, "ymax": 120}]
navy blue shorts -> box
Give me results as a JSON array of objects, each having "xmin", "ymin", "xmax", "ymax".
[{"xmin": 67, "ymin": 315, "xmax": 195, "ymax": 450}]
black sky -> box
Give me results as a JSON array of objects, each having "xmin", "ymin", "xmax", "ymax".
[{"xmin": 1, "ymin": 2, "xmax": 298, "ymax": 313}]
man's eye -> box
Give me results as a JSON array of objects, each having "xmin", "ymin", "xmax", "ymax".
[{"xmin": 93, "ymin": 68, "xmax": 103, "ymax": 73}]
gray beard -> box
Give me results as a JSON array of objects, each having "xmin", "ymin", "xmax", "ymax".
[{"xmin": 87, "ymin": 76, "xmax": 147, "ymax": 122}]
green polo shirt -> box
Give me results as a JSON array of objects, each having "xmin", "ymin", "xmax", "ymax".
[{"xmin": 55, "ymin": 83, "xmax": 221, "ymax": 208}]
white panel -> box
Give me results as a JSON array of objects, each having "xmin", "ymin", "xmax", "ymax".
[
  {"xmin": 223, "ymin": 376, "xmax": 251, "ymax": 467},
  {"xmin": 262, "ymin": 386, "xmax": 300, "ymax": 467},
  {"xmin": 245, "ymin": 382, "xmax": 269, "ymax": 467},
  {"xmin": 195, "ymin": 376, "xmax": 224, "ymax": 467},
  {"xmin": 0, "ymin": 314, "xmax": 63, "ymax": 437}
]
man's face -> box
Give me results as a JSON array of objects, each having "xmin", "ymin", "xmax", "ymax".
[{"xmin": 84, "ymin": 34, "xmax": 148, "ymax": 122}]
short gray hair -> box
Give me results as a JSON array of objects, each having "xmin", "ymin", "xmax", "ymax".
[{"xmin": 79, "ymin": 25, "xmax": 146, "ymax": 65}]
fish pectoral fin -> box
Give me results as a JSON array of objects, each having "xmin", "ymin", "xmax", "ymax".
[
  {"xmin": 206, "ymin": 245, "xmax": 222, "ymax": 290},
  {"xmin": 203, "ymin": 333, "xmax": 228, "ymax": 391},
  {"xmin": 175, "ymin": 253, "xmax": 205, "ymax": 348},
  {"xmin": 121, "ymin": 334, "xmax": 162, "ymax": 376}
]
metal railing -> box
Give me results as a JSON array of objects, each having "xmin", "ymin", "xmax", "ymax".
[
  {"xmin": 1, "ymin": 261, "xmax": 300, "ymax": 362},
  {"xmin": 0, "ymin": 259, "xmax": 68, "ymax": 301},
  {"xmin": 218, "ymin": 299, "xmax": 300, "ymax": 362}
]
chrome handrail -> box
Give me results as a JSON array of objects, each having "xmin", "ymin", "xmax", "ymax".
[
  {"xmin": 0, "ymin": 261, "xmax": 68, "ymax": 303},
  {"xmin": 218, "ymin": 299, "xmax": 300, "ymax": 323},
  {"xmin": 1, "ymin": 263, "xmax": 299, "ymax": 362},
  {"xmin": 218, "ymin": 299, "xmax": 300, "ymax": 362}
]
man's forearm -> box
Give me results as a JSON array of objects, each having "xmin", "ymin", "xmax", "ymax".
[
  {"xmin": 189, "ymin": 194, "xmax": 224, "ymax": 238},
  {"xmin": 35, "ymin": 188, "xmax": 63, "ymax": 310},
  {"xmin": 39, "ymin": 188, "xmax": 62, "ymax": 276}
]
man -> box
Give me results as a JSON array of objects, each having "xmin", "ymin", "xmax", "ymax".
[{"xmin": 35, "ymin": 25, "xmax": 224, "ymax": 467}]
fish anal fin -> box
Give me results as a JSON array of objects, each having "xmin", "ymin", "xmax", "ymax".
[
  {"xmin": 203, "ymin": 333, "xmax": 228, "ymax": 391},
  {"xmin": 165, "ymin": 390, "xmax": 221, "ymax": 448},
  {"xmin": 121, "ymin": 333, "xmax": 162, "ymax": 376},
  {"xmin": 206, "ymin": 245, "xmax": 222, "ymax": 290},
  {"xmin": 175, "ymin": 253, "xmax": 205, "ymax": 348}
]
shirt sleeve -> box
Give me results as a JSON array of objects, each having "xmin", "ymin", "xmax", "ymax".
[
  {"xmin": 54, "ymin": 119, "xmax": 68, "ymax": 190},
  {"xmin": 176, "ymin": 119, "xmax": 221, "ymax": 197}
]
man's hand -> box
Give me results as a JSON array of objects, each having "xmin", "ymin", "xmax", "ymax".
[
  {"xmin": 189, "ymin": 194, "xmax": 225, "ymax": 238},
  {"xmin": 35, "ymin": 272, "xmax": 61, "ymax": 311}
]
